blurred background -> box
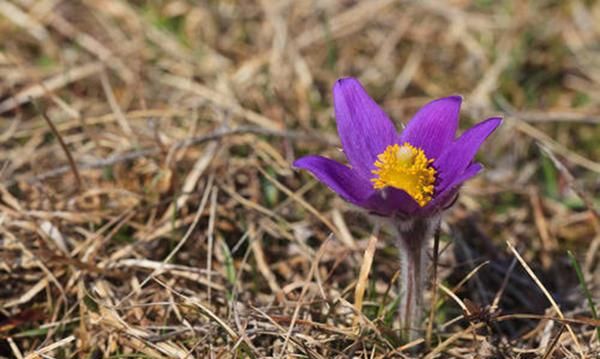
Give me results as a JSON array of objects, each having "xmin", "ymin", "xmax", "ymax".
[{"xmin": 0, "ymin": 0, "xmax": 598, "ymax": 357}]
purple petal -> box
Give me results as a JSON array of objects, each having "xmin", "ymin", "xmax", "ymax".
[
  {"xmin": 293, "ymin": 155, "xmax": 374, "ymax": 205},
  {"xmin": 362, "ymin": 187, "xmax": 420, "ymax": 216},
  {"xmin": 433, "ymin": 117, "xmax": 502, "ymax": 193},
  {"xmin": 424, "ymin": 163, "xmax": 483, "ymax": 213},
  {"xmin": 400, "ymin": 96, "xmax": 462, "ymax": 159},
  {"xmin": 333, "ymin": 77, "xmax": 398, "ymax": 178}
]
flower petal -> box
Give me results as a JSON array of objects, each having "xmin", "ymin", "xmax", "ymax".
[
  {"xmin": 425, "ymin": 163, "xmax": 483, "ymax": 213},
  {"xmin": 293, "ymin": 155, "xmax": 374, "ymax": 205},
  {"xmin": 333, "ymin": 77, "xmax": 398, "ymax": 178},
  {"xmin": 363, "ymin": 187, "xmax": 420, "ymax": 216},
  {"xmin": 433, "ymin": 117, "xmax": 502, "ymax": 193},
  {"xmin": 400, "ymin": 96, "xmax": 462, "ymax": 159}
]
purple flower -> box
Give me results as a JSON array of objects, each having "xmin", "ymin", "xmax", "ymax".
[{"xmin": 294, "ymin": 77, "xmax": 502, "ymax": 217}]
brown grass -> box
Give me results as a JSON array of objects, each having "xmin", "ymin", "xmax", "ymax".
[{"xmin": 0, "ymin": 0, "xmax": 599, "ymax": 357}]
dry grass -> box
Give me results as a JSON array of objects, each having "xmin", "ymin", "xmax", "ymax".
[{"xmin": 1, "ymin": 0, "xmax": 599, "ymax": 357}]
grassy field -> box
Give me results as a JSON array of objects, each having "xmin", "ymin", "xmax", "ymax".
[{"xmin": 0, "ymin": 0, "xmax": 599, "ymax": 357}]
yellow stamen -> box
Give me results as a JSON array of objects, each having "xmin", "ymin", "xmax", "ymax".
[{"xmin": 371, "ymin": 143, "xmax": 436, "ymax": 207}]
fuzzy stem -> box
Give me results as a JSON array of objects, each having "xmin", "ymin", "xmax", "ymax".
[
  {"xmin": 398, "ymin": 229, "xmax": 426, "ymax": 340},
  {"xmin": 425, "ymin": 227, "xmax": 441, "ymax": 348},
  {"xmin": 395, "ymin": 216, "xmax": 439, "ymax": 341}
]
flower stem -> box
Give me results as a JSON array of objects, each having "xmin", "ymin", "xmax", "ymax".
[
  {"xmin": 395, "ymin": 216, "xmax": 439, "ymax": 342},
  {"xmin": 425, "ymin": 227, "xmax": 441, "ymax": 348}
]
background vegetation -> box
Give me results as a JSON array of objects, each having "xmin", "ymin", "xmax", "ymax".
[{"xmin": 0, "ymin": 0, "xmax": 598, "ymax": 357}]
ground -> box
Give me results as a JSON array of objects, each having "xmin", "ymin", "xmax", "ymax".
[{"xmin": 0, "ymin": 0, "xmax": 599, "ymax": 358}]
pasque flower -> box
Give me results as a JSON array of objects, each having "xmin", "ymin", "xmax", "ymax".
[
  {"xmin": 294, "ymin": 77, "xmax": 501, "ymax": 218},
  {"xmin": 293, "ymin": 77, "xmax": 502, "ymax": 340}
]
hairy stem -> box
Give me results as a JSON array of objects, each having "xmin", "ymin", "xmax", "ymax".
[{"xmin": 395, "ymin": 216, "xmax": 439, "ymax": 341}]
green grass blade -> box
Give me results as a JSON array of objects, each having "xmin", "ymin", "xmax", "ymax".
[{"xmin": 567, "ymin": 250, "xmax": 600, "ymax": 342}]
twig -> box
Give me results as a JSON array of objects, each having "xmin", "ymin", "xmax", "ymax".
[
  {"xmin": 490, "ymin": 257, "xmax": 517, "ymax": 311},
  {"xmin": 7, "ymin": 126, "xmax": 333, "ymax": 186},
  {"xmin": 0, "ymin": 62, "xmax": 104, "ymax": 114},
  {"xmin": 33, "ymin": 100, "xmax": 82, "ymax": 190},
  {"xmin": 24, "ymin": 335, "xmax": 75, "ymax": 359},
  {"xmin": 277, "ymin": 236, "xmax": 331, "ymax": 358},
  {"xmin": 541, "ymin": 324, "xmax": 565, "ymax": 359},
  {"xmin": 506, "ymin": 240, "xmax": 584, "ymax": 357},
  {"xmin": 206, "ymin": 186, "xmax": 218, "ymax": 304},
  {"xmin": 496, "ymin": 313, "xmax": 600, "ymax": 326},
  {"xmin": 116, "ymin": 176, "xmax": 213, "ymax": 306}
]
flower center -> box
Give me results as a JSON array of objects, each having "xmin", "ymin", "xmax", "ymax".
[{"xmin": 371, "ymin": 143, "xmax": 436, "ymax": 207}]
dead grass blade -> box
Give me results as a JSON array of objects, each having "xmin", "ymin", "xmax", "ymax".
[
  {"xmin": 3, "ymin": 1, "xmax": 598, "ymax": 356},
  {"xmin": 0, "ymin": 62, "xmax": 103, "ymax": 114},
  {"xmin": 35, "ymin": 101, "xmax": 82, "ymax": 190},
  {"xmin": 158, "ymin": 73, "xmax": 280, "ymax": 130},
  {"xmin": 249, "ymin": 224, "xmax": 282, "ymax": 295},
  {"xmin": 423, "ymin": 323, "xmax": 485, "ymax": 359},
  {"xmin": 506, "ymin": 240, "xmax": 584, "ymax": 357},
  {"xmin": 258, "ymin": 167, "xmax": 340, "ymax": 239},
  {"xmin": 278, "ymin": 236, "xmax": 331, "ymax": 358},
  {"xmin": 353, "ymin": 234, "xmax": 378, "ymax": 328},
  {"xmin": 24, "ymin": 335, "xmax": 75, "ymax": 359}
]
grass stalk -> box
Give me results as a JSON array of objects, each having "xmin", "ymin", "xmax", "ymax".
[{"xmin": 567, "ymin": 250, "xmax": 600, "ymax": 342}]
